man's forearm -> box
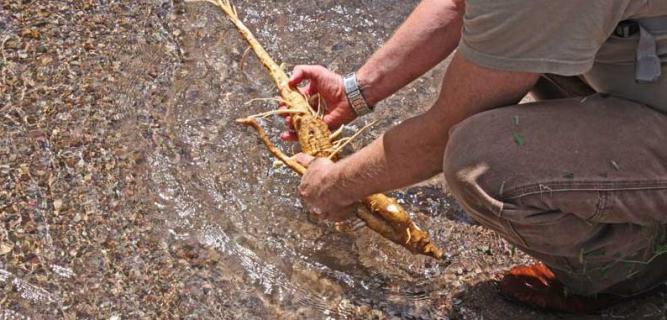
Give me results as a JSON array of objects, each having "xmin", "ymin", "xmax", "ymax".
[
  {"xmin": 331, "ymin": 53, "xmax": 539, "ymax": 201},
  {"xmin": 333, "ymin": 110, "xmax": 449, "ymax": 200},
  {"xmin": 357, "ymin": 0, "xmax": 464, "ymax": 105}
]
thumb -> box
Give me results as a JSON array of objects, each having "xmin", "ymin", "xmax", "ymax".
[
  {"xmin": 294, "ymin": 153, "xmax": 315, "ymax": 167},
  {"xmin": 288, "ymin": 67, "xmax": 306, "ymax": 87}
]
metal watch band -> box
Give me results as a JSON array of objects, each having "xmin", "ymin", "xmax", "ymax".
[{"xmin": 343, "ymin": 73, "xmax": 373, "ymax": 117}]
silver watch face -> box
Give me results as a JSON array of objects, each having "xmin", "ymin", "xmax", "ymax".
[
  {"xmin": 344, "ymin": 73, "xmax": 372, "ymax": 116},
  {"xmin": 343, "ymin": 73, "xmax": 357, "ymax": 94}
]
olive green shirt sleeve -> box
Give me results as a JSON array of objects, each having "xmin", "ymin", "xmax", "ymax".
[{"xmin": 459, "ymin": 0, "xmax": 632, "ymax": 76}]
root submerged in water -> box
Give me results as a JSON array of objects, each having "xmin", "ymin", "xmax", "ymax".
[{"xmin": 198, "ymin": 0, "xmax": 444, "ymax": 259}]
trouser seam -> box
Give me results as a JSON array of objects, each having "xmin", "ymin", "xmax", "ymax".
[{"xmin": 503, "ymin": 180, "xmax": 667, "ymax": 200}]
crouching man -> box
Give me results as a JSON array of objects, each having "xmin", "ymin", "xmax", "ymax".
[{"xmin": 284, "ymin": 0, "xmax": 667, "ymax": 313}]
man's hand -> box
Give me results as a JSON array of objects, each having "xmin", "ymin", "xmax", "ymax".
[
  {"xmin": 294, "ymin": 153, "xmax": 356, "ymax": 221},
  {"xmin": 280, "ymin": 65, "xmax": 357, "ymax": 141}
]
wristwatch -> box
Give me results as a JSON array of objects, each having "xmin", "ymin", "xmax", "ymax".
[{"xmin": 343, "ymin": 72, "xmax": 374, "ymax": 117}]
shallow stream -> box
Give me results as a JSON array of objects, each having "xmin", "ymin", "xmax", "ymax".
[
  {"xmin": 0, "ymin": 1, "xmax": 536, "ymax": 318},
  {"xmin": 147, "ymin": 1, "xmax": 465, "ymax": 318}
]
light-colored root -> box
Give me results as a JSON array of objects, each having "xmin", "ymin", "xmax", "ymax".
[
  {"xmin": 202, "ymin": 0, "xmax": 444, "ymax": 260},
  {"xmin": 246, "ymin": 109, "xmax": 304, "ymax": 119},
  {"xmin": 240, "ymin": 46, "xmax": 252, "ymax": 73},
  {"xmin": 185, "ymin": 0, "xmax": 238, "ymax": 24},
  {"xmin": 304, "ymin": 93, "xmax": 328, "ymax": 120},
  {"xmin": 236, "ymin": 117, "xmax": 306, "ymax": 175},
  {"xmin": 303, "ymin": 94, "xmax": 318, "ymax": 117},
  {"xmin": 329, "ymin": 125, "xmax": 345, "ymax": 141},
  {"xmin": 272, "ymin": 160, "xmax": 286, "ymax": 169},
  {"xmin": 315, "ymin": 95, "xmax": 326, "ymax": 119},
  {"xmin": 218, "ymin": 0, "xmax": 238, "ymax": 18},
  {"xmin": 245, "ymin": 97, "xmax": 294, "ymax": 107},
  {"xmin": 332, "ymin": 137, "xmax": 351, "ymax": 148},
  {"xmin": 327, "ymin": 121, "xmax": 376, "ymax": 160}
]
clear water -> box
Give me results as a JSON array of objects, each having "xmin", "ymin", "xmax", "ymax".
[
  {"xmin": 4, "ymin": 1, "xmax": 663, "ymax": 319},
  {"xmin": 145, "ymin": 1, "xmax": 467, "ymax": 318}
]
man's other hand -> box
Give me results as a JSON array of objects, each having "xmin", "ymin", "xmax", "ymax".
[
  {"xmin": 279, "ymin": 65, "xmax": 357, "ymax": 141},
  {"xmin": 294, "ymin": 153, "xmax": 356, "ymax": 221}
]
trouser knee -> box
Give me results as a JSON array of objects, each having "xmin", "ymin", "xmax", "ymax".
[{"xmin": 442, "ymin": 110, "xmax": 510, "ymax": 231}]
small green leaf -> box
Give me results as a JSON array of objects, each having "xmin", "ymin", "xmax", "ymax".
[
  {"xmin": 563, "ymin": 172, "xmax": 575, "ymax": 179},
  {"xmin": 512, "ymin": 133, "xmax": 525, "ymax": 146},
  {"xmin": 655, "ymin": 244, "xmax": 667, "ymax": 255}
]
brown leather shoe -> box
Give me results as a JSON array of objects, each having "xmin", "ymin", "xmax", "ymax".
[{"xmin": 498, "ymin": 263, "xmax": 620, "ymax": 314}]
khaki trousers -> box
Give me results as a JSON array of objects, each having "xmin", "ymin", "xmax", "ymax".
[{"xmin": 443, "ymin": 93, "xmax": 667, "ymax": 296}]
